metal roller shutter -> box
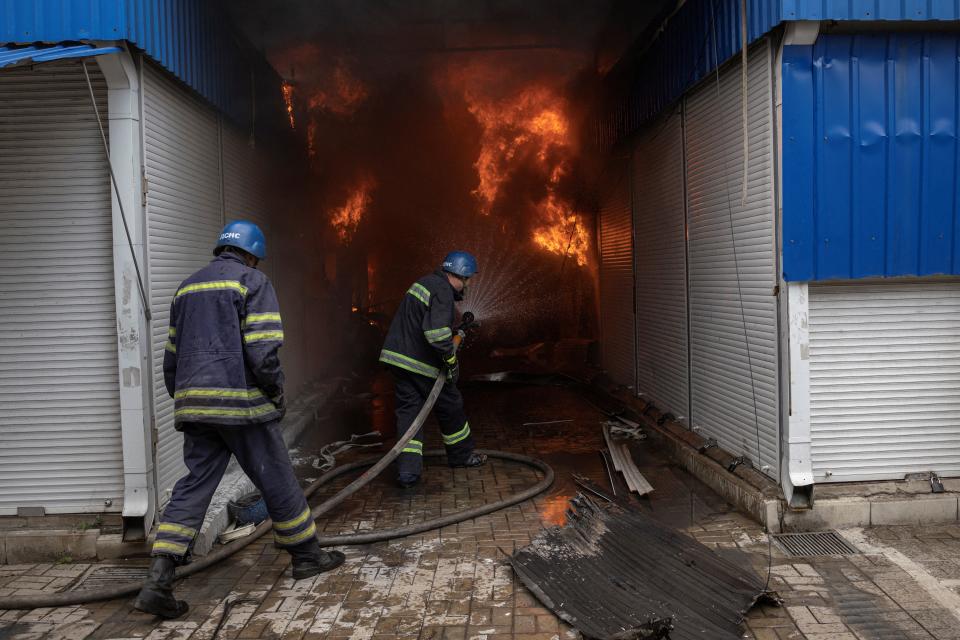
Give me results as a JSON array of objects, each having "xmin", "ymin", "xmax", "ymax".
[
  {"xmin": 598, "ymin": 159, "xmax": 637, "ymax": 390},
  {"xmin": 221, "ymin": 124, "xmax": 274, "ymax": 281},
  {"xmin": 143, "ymin": 63, "xmax": 224, "ymax": 503},
  {"xmin": 809, "ymin": 279, "xmax": 960, "ymax": 482},
  {"xmin": 0, "ymin": 62, "xmax": 123, "ymax": 514},
  {"xmin": 684, "ymin": 40, "xmax": 780, "ymax": 476},
  {"xmin": 632, "ymin": 113, "xmax": 689, "ymax": 422}
]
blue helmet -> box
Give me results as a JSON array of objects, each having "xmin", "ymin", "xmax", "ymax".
[
  {"xmin": 441, "ymin": 251, "xmax": 479, "ymax": 278},
  {"xmin": 216, "ymin": 220, "xmax": 266, "ymax": 259}
]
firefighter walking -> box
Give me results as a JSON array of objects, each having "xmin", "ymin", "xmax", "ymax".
[
  {"xmin": 379, "ymin": 251, "xmax": 488, "ymax": 488},
  {"xmin": 134, "ymin": 221, "xmax": 344, "ymax": 619}
]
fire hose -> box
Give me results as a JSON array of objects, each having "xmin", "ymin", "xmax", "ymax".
[{"xmin": 0, "ymin": 313, "xmax": 554, "ymax": 610}]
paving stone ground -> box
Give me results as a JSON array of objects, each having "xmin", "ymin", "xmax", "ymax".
[{"xmin": 3, "ymin": 383, "xmax": 960, "ymax": 639}]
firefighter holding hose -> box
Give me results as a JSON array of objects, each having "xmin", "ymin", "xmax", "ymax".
[
  {"xmin": 134, "ymin": 221, "xmax": 345, "ymax": 619},
  {"xmin": 379, "ymin": 251, "xmax": 488, "ymax": 488}
]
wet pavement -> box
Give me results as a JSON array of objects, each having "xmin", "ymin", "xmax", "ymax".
[{"xmin": 3, "ymin": 381, "xmax": 960, "ymax": 639}]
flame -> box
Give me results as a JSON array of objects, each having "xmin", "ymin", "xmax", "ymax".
[
  {"xmin": 331, "ymin": 178, "xmax": 375, "ymax": 243},
  {"xmin": 450, "ymin": 74, "xmax": 589, "ymax": 267},
  {"xmin": 466, "ymin": 85, "xmax": 570, "ymax": 214},
  {"xmin": 309, "ymin": 59, "xmax": 368, "ymax": 117},
  {"xmin": 532, "ymin": 193, "xmax": 589, "ymax": 267},
  {"xmin": 281, "ymin": 82, "xmax": 296, "ymax": 129}
]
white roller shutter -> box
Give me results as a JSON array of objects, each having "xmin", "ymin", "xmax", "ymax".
[
  {"xmin": 598, "ymin": 159, "xmax": 636, "ymax": 390},
  {"xmin": 143, "ymin": 63, "xmax": 223, "ymax": 502},
  {"xmin": 683, "ymin": 40, "xmax": 780, "ymax": 476},
  {"xmin": 632, "ymin": 113, "xmax": 689, "ymax": 422},
  {"xmin": 221, "ymin": 124, "xmax": 274, "ymax": 281},
  {"xmin": 809, "ymin": 279, "xmax": 960, "ymax": 482},
  {"xmin": 0, "ymin": 62, "xmax": 123, "ymax": 514}
]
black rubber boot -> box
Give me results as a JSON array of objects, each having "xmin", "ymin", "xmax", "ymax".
[
  {"xmin": 288, "ymin": 538, "xmax": 346, "ymax": 580},
  {"xmin": 397, "ymin": 473, "xmax": 420, "ymax": 489},
  {"xmin": 133, "ymin": 556, "xmax": 189, "ymax": 619},
  {"xmin": 449, "ymin": 452, "xmax": 487, "ymax": 468}
]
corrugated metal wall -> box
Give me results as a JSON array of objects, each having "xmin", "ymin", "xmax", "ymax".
[
  {"xmin": 221, "ymin": 124, "xmax": 274, "ymax": 282},
  {"xmin": 781, "ymin": 0, "xmax": 960, "ymax": 20},
  {"xmin": 684, "ymin": 40, "xmax": 780, "ymax": 476},
  {"xmin": 632, "ymin": 113, "xmax": 690, "ymax": 421},
  {"xmin": 599, "ymin": 0, "xmax": 960, "ymax": 150},
  {"xmin": 1, "ymin": 0, "xmax": 288, "ymax": 130},
  {"xmin": 143, "ymin": 62, "xmax": 224, "ymax": 503},
  {"xmin": 783, "ymin": 33, "xmax": 960, "ymax": 281},
  {"xmin": 0, "ymin": 62, "xmax": 124, "ymax": 514},
  {"xmin": 598, "ymin": 159, "xmax": 637, "ymax": 390},
  {"xmin": 809, "ymin": 279, "xmax": 960, "ymax": 482}
]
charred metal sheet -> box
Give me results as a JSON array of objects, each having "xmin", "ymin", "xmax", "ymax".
[{"xmin": 510, "ymin": 495, "xmax": 777, "ymax": 640}]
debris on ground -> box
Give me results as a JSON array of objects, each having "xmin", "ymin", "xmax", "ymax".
[
  {"xmin": 509, "ymin": 495, "xmax": 780, "ymax": 640},
  {"xmin": 603, "ymin": 422, "xmax": 653, "ymax": 495},
  {"xmin": 312, "ymin": 432, "xmax": 382, "ymax": 472}
]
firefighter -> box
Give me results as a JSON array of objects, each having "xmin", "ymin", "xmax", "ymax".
[
  {"xmin": 379, "ymin": 251, "xmax": 488, "ymax": 488},
  {"xmin": 134, "ymin": 221, "xmax": 345, "ymax": 619}
]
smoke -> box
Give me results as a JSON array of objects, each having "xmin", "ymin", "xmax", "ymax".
[{"xmin": 217, "ymin": 0, "xmax": 661, "ymax": 346}]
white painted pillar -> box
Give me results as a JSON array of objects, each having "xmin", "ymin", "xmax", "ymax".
[
  {"xmin": 96, "ymin": 49, "xmax": 155, "ymax": 536},
  {"xmin": 784, "ymin": 282, "xmax": 814, "ymax": 505}
]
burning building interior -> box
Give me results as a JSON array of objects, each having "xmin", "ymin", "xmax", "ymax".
[
  {"xmin": 222, "ymin": 0, "xmax": 662, "ymax": 359},
  {"xmin": 9, "ymin": 1, "xmax": 960, "ymax": 638}
]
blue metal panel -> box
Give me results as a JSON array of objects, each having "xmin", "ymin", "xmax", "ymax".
[
  {"xmin": 600, "ymin": 0, "xmax": 960, "ymax": 149},
  {"xmin": 782, "ymin": 0, "xmax": 960, "ymax": 20},
  {"xmin": 0, "ymin": 0, "xmax": 288, "ymax": 132},
  {"xmin": 782, "ymin": 33, "xmax": 960, "ymax": 281},
  {"xmin": 600, "ymin": 0, "xmax": 782, "ymax": 149},
  {"xmin": 0, "ymin": 42, "xmax": 121, "ymax": 66}
]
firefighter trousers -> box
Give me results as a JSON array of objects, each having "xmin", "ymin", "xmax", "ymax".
[
  {"xmin": 391, "ymin": 367, "xmax": 475, "ymax": 483},
  {"xmin": 151, "ymin": 420, "xmax": 316, "ymax": 562}
]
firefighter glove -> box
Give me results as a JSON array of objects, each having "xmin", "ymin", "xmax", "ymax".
[
  {"xmin": 445, "ymin": 355, "xmax": 460, "ymax": 384},
  {"xmin": 272, "ymin": 393, "xmax": 287, "ymax": 420}
]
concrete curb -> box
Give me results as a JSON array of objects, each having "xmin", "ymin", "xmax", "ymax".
[
  {"xmin": 602, "ymin": 387, "xmax": 783, "ymax": 531},
  {"xmin": 599, "ymin": 382, "xmax": 960, "ymax": 533}
]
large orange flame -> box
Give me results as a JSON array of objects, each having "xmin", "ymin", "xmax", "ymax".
[
  {"xmin": 452, "ymin": 75, "xmax": 589, "ymax": 267},
  {"xmin": 331, "ymin": 178, "xmax": 375, "ymax": 243},
  {"xmin": 281, "ymin": 81, "xmax": 296, "ymax": 129}
]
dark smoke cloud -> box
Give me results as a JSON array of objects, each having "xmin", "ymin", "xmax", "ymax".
[{"xmin": 217, "ymin": 0, "xmax": 672, "ymax": 347}]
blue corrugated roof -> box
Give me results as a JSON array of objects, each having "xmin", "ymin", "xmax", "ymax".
[
  {"xmin": 782, "ymin": 33, "xmax": 960, "ymax": 281},
  {"xmin": 600, "ymin": 0, "xmax": 960, "ymax": 149},
  {"xmin": 0, "ymin": 0, "xmax": 286, "ymax": 131},
  {"xmin": 0, "ymin": 43, "xmax": 122, "ymax": 67}
]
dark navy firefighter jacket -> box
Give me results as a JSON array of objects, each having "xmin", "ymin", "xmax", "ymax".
[
  {"xmin": 163, "ymin": 252, "xmax": 284, "ymax": 427},
  {"xmin": 379, "ymin": 269, "xmax": 459, "ymax": 378}
]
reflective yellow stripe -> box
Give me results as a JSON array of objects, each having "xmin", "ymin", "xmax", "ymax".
[
  {"xmin": 273, "ymin": 522, "xmax": 317, "ymax": 546},
  {"xmin": 243, "ymin": 312, "xmax": 282, "ymax": 328},
  {"xmin": 158, "ymin": 522, "xmax": 197, "ymax": 538},
  {"xmin": 176, "ymin": 280, "xmax": 248, "ymax": 299},
  {"xmin": 445, "ymin": 354, "xmax": 457, "ymax": 365},
  {"xmin": 442, "ymin": 422, "xmax": 471, "ymax": 446},
  {"xmin": 152, "ymin": 540, "xmax": 188, "ymax": 555},
  {"xmin": 175, "ymin": 405, "xmax": 276, "ymax": 419},
  {"xmin": 379, "ymin": 349, "xmax": 440, "ymax": 378},
  {"xmin": 174, "ymin": 388, "xmax": 264, "ymax": 400},
  {"xmin": 244, "ymin": 330, "xmax": 284, "ymax": 344},
  {"xmin": 424, "ymin": 327, "xmax": 452, "ymax": 343},
  {"xmin": 402, "ymin": 439, "xmax": 423, "ymax": 455},
  {"xmin": 273, "ymin": 507, "xmax": 311, "ymax": 532},
  {"xmin": 168, "ymin": 327, "xmax": 176, "ymax": 337},
  {"xmin": 407, "ymin": 283, "xmax": 431, "ymax": 306},
  {"xmin": 165, "ymin": 340, "xmax": 176, "ymax": 354}
]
